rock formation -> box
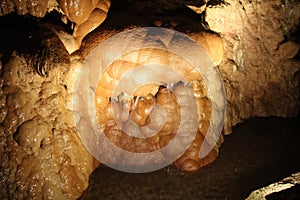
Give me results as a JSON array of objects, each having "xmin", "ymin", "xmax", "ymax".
[
  {"xmin": 0, "ymin": 21, "xmax": 98, "ymax": 200},
  {"xmin": 205, "ymin": 0, "xmax": 300, "ymax": 133},
  {"xmin": 0, "ymin": 0, "xmax": 111, "ymax": 48},
  {"xmin": 0, "ymin": 0, "xmax": 299, "ymax": 199}
]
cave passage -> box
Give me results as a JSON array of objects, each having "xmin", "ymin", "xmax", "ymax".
[{"xmin": 81, "ymin": 117, "xmax": 300, "ymax": 200}]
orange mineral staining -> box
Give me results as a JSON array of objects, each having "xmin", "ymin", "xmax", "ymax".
[
  {"xmin": 94, "ymin": 62, "xmax": 218, "ymax": 171},
  {"xmin": 57, "ymin": 0, "xmax": 110, "ymax": 45}
]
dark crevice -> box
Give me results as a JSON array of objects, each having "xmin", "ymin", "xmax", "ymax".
[
  {"xmin": 207, "ymin": 0, "xmax": 230, "ymax": 7},
  {"xmin": 0, "ymin": 13, "xmax": 70, "ymax": 77},
  {"xmin": 102, "ymin": 0, "xmax": 209, "ymax": 32}
]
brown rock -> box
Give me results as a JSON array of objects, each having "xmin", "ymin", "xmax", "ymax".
[
  {"xmin": 1, "ymin": 0, "xmax": 300, "ymax": 198},
  {"xmin": 206, "ymin": 0, "xmax": 300, "ymax": 134},
  {"xmin": 0, "ymin": 0, "xmax": 53, "ymax": 17},
  {"xmin": 73, "ymin": 0, "xmax": 110, "ymax": 46},
  {"xmin": 0, "ymin": 0, "xmax": 111, "ymax": 50},
  {"xmin": 277, "ymin": 41, "xmax": 300, "ymax": 59},
  {"xmin": 0, "ymin": 27, "xmax": 98, "ymax": 199}
]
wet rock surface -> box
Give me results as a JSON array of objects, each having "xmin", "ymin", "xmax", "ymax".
[
  {"xmin": 0, "ymin": 0, "xmax": 299, "ymax": 199},
  {"xmin": 81, "ymin": 0, "xmax": 300, "ymax": 135},
  {"xmin": 0, "ymin": 21, "xmax": 98, "ymax": 199}
]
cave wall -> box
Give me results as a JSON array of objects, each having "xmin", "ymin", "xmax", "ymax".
[
  {"xmin": 205, "ymin": 0, "xmax": 300, "ymax": 133},
  {"xmin": 0, "ymin": 0, "xmax": 110, "ymax": 48},
  {"xmin": 79, "ymin": 0, "xmax": 300, "ymax": 134},
  {"xmin": 0, "ymin": 0, "xmax": 300, "ymax": 199},
  {"xmin": 0, "ymin": 53, "xmax": 98, "ymax": 199}
]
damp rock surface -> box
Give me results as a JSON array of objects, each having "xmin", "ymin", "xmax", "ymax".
[
  {"xmin": 81, "ymin": 0, "xmax": 300, "ymax": 135},
  {"xmin": 0, "ymin": 0, "xmax": 300, "ymax": 199},
  {"xmin": 0, "ymin": 27, "xmax": 98, "ymax": 199}
]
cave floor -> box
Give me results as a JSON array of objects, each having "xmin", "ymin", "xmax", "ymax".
[{"xmin": 80, "ymin": 117, "xmax": 300, "ymax": 200}]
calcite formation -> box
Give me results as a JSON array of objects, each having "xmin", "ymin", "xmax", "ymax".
[
  {"xmin": 57, "ymin": 0, "xmax": 110, "ymax": 46},
  {"xmin": 93, "ymin": 49, "xmax": 219, "ymax": 171},
  {"xmin": 74, "ymin": 27, "xmax": 226, "ymax": 173},
  {"xmin": 0, "ymin": 0, "xmax": 110, "ymax": 48},
  {"xmin": 0, "ymin": 28, "xmax": 98, "ymax": 199},
  {"xmin": 0, "ymin": 0, "xmax": 56, "ymax": 17},
  {"xmin": 0, "ymin": 0, "xmax": 300, "ymax": 199}
]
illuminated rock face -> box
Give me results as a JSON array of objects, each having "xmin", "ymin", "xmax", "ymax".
[
  {"xmin": 0, "ymin": 0, "xmax": 53, "ymax": 17},
  {"xmin": 0, "ymin": 32, "xmax": 98, "ymax": 199},
  {"xmin": 0, "ymin": 0, "xmax": 300, "ymax": 199},
  {"xmin": 93, "ymin": 48, "xmax": 219, "ymax": 171},
  {"xmin": 205, "ymin": 0, "xmax": 300, "ymax": 133},
  {"xmin": 57, "ymin": 0, "xmax": 110, "ymax": 46},
  {"xmin": 75, "ymin": 27, "xmax": 226, "ymax": 173}
]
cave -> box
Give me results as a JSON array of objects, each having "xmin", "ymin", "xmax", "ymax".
[{"xmin": 0, "ymin": 0, "xmax": 299, "ymax": 199}]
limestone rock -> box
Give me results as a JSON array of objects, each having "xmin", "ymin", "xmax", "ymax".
[
  {"xmin": 78, "ymin": 25, "xmax": 226, "ymax": 172},
  {"xmin": 0, "ymin": 0, "xmax": 111, "ymax": 49},
  {"xmin": 246, "ymin": 172, "xmax": 300, "ymax": 200},
  {"xmin": 58, "ymin": 0, "xmax": 111, "ymax": 46},
  {"xmin": 0, "ymin": 0, "xmax": 55, "ymax": 17},
  {"xmin": 1, "ymin": 0, "xmax": 300, "ymax": 198},
  {"xmin": 206, "ymin": 0, "xmax": 300, "ymax": 133},
  {"xmin": 0, "ymin": 26, "xmax": 98, "ymax": 199}
]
